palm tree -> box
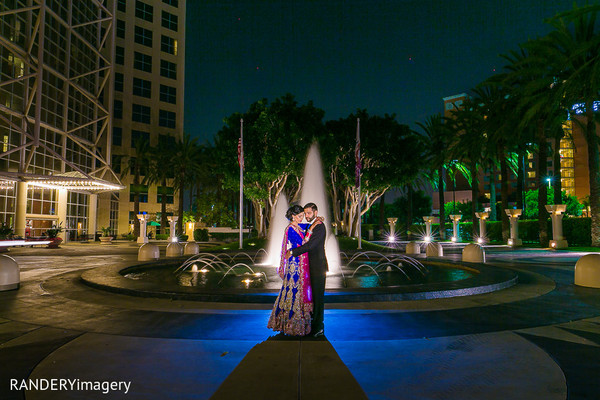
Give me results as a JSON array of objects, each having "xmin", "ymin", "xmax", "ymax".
[
  {"xmin": 544, "ymin": 4, "xmax": 600, "ymax": 245},
  {"xmin": 172, "ymin": 133, "xmax": 202, "ymax": 235},
  {"xmin": 147, "ymin": 138, "xmax": 176, "ymax": 235},
  {"xmin": 121, "ymin": 137, "xmax": 153, "ymax": 237},
  {"xmin": 418, "ymin": 114, "xmax": 452, "ymax": 239},
  {"xmin": 447, "ymin": 96, "xmax": 486, "ymax": 238},
  {"xmin": 501, "ymin": 44, "xmax": 563, "ymax": 247}
]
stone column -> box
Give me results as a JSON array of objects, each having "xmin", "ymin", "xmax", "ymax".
[
  {"xmin": 449, "ymin": 214, "xmax": 462, "ymax": 242},
  {"xmin": 475, "ymin": 212, "xmax": 489, "ymax": 244},
  {"xmin": 387, "ymin": 217, "xmax": 397, "ymax": 241},
  {"xmin": 14, "ymin": 181, "xmax": 27, "ymax": 238},
  {"xmin": 57, "ymin": 189, "xmax": 68, "ymax": 242},
  {"xmin": 545, "ymin": 205, "xmax": 568, "ymax": 249},
  {"xmin": 423, "ymin": 216, "xmax": 434, "ymax": 241},
  {"xmin": 137, "ymin": 214, "xmax": 149, "ymax": 244},
  {"xmin": 167, "ymin": 216, "xmax": 178, "ymax": 242},
  {"xmin": 88, "ymin": 194, "xmax": 98, "ymax": 241},
  {"xmin": 504, "ymin": 209, "xmax": 522, "ymax": 246}
]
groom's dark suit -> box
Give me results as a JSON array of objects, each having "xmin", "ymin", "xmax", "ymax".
[{"xmin": 292, "ymin": 220, "xmax": 328, "ymax": 332}]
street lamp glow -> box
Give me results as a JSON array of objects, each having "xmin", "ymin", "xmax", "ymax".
[{"xmin": 424, "ymin": 236, "xmax": 432, "ymax": 243}]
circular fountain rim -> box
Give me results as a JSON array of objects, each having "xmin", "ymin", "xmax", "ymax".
[{"xmin": 80, "ymin": 258, "xmax": 518, "ymax": 303}]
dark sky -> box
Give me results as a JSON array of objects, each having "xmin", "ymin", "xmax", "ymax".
[{"xmin": 184, "ymin": 0, "xmax": 577, "ymax": 145}]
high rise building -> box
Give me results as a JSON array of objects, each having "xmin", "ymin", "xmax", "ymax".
[
  {"xmin": 0, "ymin": 1, "xmax": 121, "ymax": 240},
  {"xmin": 105, "ymin": 0, "xmax": 186, "ymax": 236}
]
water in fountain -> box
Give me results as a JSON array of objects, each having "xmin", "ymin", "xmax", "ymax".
[
  {"xmin": 300, "ymin": 143, "xmax": 342, "ymax": 273},
  {"xmin": 264, "ymin": 194, "xmax": 289, "ymax": 266}
]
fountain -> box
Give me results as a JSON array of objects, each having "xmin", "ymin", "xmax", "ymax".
[
  {"xmin": 82, "ymin": 144, "xmax": 518, "ymax": 302},
  {"xmin": 299, "ymin": 143, "xmax": 341, "ymax": 273},
  {"xmin": 264, "ymin": 194, "xmax": 289, "ymax": 266}
]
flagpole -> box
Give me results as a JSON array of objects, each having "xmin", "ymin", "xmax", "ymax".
[
  {"xmin": 239, "ymin": 118, "xmax": 244, "ymax": 249},
  {"xmin": 357, "ymin": 118, "xmax": 362, "ymax": 250}
]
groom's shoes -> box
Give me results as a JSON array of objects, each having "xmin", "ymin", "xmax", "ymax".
[{"xmin": 312, "ymin": 329, "xmax": 324, "ymax": 337}]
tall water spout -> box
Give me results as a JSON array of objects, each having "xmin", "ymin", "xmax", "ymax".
[
  {"xmin": 264, "ymin": 194, "xmax": 289, "ymax": 266},
  {"xmin": 300, "ymin": 143, "xmax": 341, "ymax": 273}
]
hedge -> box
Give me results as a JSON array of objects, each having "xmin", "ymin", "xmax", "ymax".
[{"xmin": 194, "ymin": 228, "xmax": 209, "ymax": 242}]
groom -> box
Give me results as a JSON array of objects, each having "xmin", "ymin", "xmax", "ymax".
[{"xmin": 288, "ymin": 202, "xmax": 328, "ymax": 337}]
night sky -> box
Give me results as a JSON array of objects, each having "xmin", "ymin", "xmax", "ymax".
[{"xmin": 184, "ymin": 0, "xmax": 578, "ymax": 145}]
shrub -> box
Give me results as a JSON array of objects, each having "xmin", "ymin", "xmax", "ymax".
[
  {"xmin": 194, "ymin": 228, "xmax": 209, "ymax": 242},
  {"xmin": 210, "ymin": 232, "xmax": 238, "ymax": 242},
  {"xmin": 563, "ymin": 217, "xmax": 591, "ymax": 246},
  {"xmin": 177, "ymin": 234, "xmax": 189, "ymax": 242},
  {"xmin": 155, "ymin": 233, "xmax": 169, "ymax": 240}
]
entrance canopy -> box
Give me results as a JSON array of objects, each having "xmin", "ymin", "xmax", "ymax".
[{"xmin": 0, "ymin": 171, "xmax": 124, "ymax": 193}]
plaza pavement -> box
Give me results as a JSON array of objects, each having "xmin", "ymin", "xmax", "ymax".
[{"xmin": 0, "ymin": 241, "xmax": 599, "ymax": 399}]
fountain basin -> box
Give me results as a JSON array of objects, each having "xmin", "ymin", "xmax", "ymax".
[{"xmin": 81, "ymin": 258, "xmax": 517, "ymax": 303}]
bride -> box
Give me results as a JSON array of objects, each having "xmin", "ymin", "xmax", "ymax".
[{"xmin": 267, "ymin": 204, "xmax": 313, "ymax": 336}]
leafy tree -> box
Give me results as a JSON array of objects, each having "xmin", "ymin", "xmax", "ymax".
[
  {"xmin": 523, "ymin": 189, "xmax": 584, "ymax": 219},
  {"xmin": 214, "ymin": 94, "xmax": 325, "ymax": 237},
  {"xmin": 324, "ymin": 110, "xmax": 422, "ymax": 237}
]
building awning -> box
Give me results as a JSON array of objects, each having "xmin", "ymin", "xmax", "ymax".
[{"xmin": 0, "ymin": 171, "xmax": 124, "ymax": 193}]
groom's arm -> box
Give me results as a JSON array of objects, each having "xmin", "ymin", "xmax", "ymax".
[{"xmin": 291, "ymin": 224, "xmax": 325, "ymax": 256}]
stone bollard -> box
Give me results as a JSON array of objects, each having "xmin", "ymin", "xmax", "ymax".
[
  {"xmin": 425, "ymin": 242, "xmax": 443, "ymax": 257},
  {"xmin": 0, "ymin": 254, "xmax": 19, "ymax": 291},
  {"xmin": 184, "ymin": 241, "xmax": 200, "ymax": 255},
  {"xmin": 545, "ymin": 205, "xmax": 568, "ymax": 249},
  {"xmin": 462, "ymin": 243, "xmax": 486, "ymax": 263},
  {"xmin": 475, "ymin": 212, "xmax": 489, "ymax": 244},
  {"xmin": 166, "ymin": 242, "xmax": 183, "ymax": 257},
  {"xmin": 505, "ymin": 209, "xmax": 523, "ymax": 246},
  {"xmin": 406, "ymin": 241, "xmax": 421, "ymax": 255},
  {"xmin": 138, "ymin": 243, "xmax": 159, "ymax": 261},
  {"xmin": 574, "ymin": 254, "xmax": 600, "ymax": 288}
]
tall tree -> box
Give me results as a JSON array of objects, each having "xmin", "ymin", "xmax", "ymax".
[
  {"xmin": 417, "ymin": 114, "xmax": 452, "ymax": 239},
  {"xmin": 544, "ymin": 4, "xmax": 600, "ymax": 245},
  {"xmin": 214, "ymin": 94, "xmax": 325, "ymax": 237},
  {"xmin": 121, "ymin": 137, "xmax": 152, "ymax": 237},
  {"xmin": 324, "ymin": 110, "xmax": 422, "ymax": 237},
  {"xmin": 172, "ymin": 133, "xmax": 202, "ymax": 235}
]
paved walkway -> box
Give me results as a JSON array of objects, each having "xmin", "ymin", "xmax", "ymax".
[{"xmin": 0, "ymin": 242, "xmax": 599, "ymax": 399}]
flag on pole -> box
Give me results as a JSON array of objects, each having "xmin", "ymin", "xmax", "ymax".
[
  {"xmin": 237, "ymin": 137, "xmax": 244, "ymax": 169},
  {"xmin": 355, "ymin": 119, "xmax": 361, "ymax": 187}
]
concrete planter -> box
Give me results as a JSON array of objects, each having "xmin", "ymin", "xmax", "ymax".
[{"xmin": 99, "ymin": 236, "xmax": 113, "ymax": 244}]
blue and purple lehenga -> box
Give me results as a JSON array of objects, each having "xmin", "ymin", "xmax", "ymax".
[{"xmin": 267, "ymin": 223, "xmax": 313, "ymax": 336}]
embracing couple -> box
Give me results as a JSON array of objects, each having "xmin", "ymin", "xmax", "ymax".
[{"xmin": 267, "ymin": 202, "xmax": 328, "ymax": 337}]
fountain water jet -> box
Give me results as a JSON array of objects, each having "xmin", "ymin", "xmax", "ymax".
[
  {"xmin": 300, "ymin": 143, "xmax": 342, "ymax": 274},
  {"xmin": 263, "ymin": 194, "xmax": 289, "ymax": 266}
]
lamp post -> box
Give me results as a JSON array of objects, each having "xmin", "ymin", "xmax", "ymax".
[
  {"xmin": 475, "ymin": 212, "xmax": 489, "ymax": 244},
  {"xmin": 449, "ymin": 214, "xmax": 462, "ymax": 242},
  {"xmin": 545, "ymin": 205, "xmax": 568, "ymax": 249},
  {"xmin": 136, "ymin": 214, "xmax": 149, "ymax": 244},
  {"xmin": 423, "ymin": 216, "xmax": 434, "ymax": 242},
  {"xmin": 504, "ymin": 209, "xmax": 522, "ymax": 246},
  {"xmin": 387, "ymin": 217, "xmax": 397, "ymax": 242}
]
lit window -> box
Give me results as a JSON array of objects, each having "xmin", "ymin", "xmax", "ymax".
[
  {"xmin": 527, "ymin": 171, "xmax": 536, "ymax": 178},
  {"xmin": 161, "ymin": 35, "xmax": 177, "ymax": 55}
]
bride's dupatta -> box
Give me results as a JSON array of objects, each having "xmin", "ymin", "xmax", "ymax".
[{"xmin": 278, "ymin": 224, "xmax": 313, "ymax": 304}]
